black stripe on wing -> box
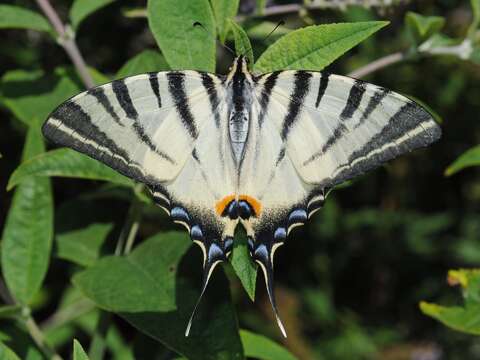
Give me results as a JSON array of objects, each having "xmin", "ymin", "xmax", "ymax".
[
  {"xmin": 256, "ymin": 71, "xmax": 280, "ymax": 127},
  {"xmin": 319, "ymin": 80, "xmax": 367, "ymax": 155},
  {"xmin": 167, "ymin": 72, "xmax": 199, "ymax": 139},
  {"xmin": 328, "ymin": 101, "xmax": 441, "ymax": 187},
  {"xmin": 149, "ymin": 73, "xmax": 162, "ymax": 108},
  {"xmin": 281, "ymin": 71, "xmax": 313, "ymax": 141},
  {"xmin": 315, "ymin": 72, "xmax": 329, "ymax": 107},
  {"xmin": 112, "ymin": 78, "xmax": 175, "ymax": 164},
  {"xmin": 112, "ymin": 79, "xmax": 138, "ymax": 119},
  {"xmin": 201, "ymin": 73, "xmax": 221, "ymax": 127},
  {"xmin": 42, "ymin": 100, "xmax": 149, "ymax": 183},
  {"xmin": 88, "ymin": 87, "xmax": 123, "ymax": 126},
  {"xmin": 340, "ymin": 79, "xmax": 366, "ymax": 119}
]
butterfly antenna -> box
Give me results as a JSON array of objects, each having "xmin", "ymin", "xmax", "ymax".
[
  {"xmin": 263, "ymin": 20, "xmax": 285, "ymax": 42},
  {"xmin": 255, "ymin": 246, "xmax": 287, "ymax": 338},
  {"xmin": 193, "ymin": 22, "xmax": 235, "ymax": 56},
  {"xmin": 185, "ymin": 242, "xmax": 225, "ymax": 336}
]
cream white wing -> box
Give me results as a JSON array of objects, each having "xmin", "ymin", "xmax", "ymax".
[
  {"xmin": 254, "ymin": 70, "xmax": 441, "ymax": 188},
  {"xmin": 43, "ymin": 71, "xmax": 224, "ymax": 184}
]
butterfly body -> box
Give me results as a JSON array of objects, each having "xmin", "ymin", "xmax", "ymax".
[{"xmin": 42, "ymin": 55, "xmax": 441, "ymax": 337}]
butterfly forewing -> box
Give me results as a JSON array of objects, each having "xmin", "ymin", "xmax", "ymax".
[
  {"xmin": 263, "ymin": 71, "xmax": 441, "ymax": 187},
  {"xmin": 43, "ymin": 71, "xmax": 219, "ymax": 184}
]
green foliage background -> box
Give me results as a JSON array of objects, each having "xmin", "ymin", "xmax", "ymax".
[{"xmin": 1, "ymin": 0, "xmax": 480, "ymax": 359}]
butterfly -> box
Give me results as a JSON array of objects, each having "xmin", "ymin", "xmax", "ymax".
[{"xmin": 42, "ymin": 55, "xmax": 441, "ymax": 337}]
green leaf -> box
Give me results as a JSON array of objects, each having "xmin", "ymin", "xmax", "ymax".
[
  {"xmin": 256, "ymin": 0, "xmax": 267, "ymax": 15},
  {"xmin": 405, "ymin": 12, "xmax": 445, "ymax": 43},
  {"xmin": 230, "ymin": 232, "xmax": 257, "ymax": 301},
  {"xmin": 0, "ymin": 305, "xmax": 22, "ymax": 319},
  {"xmin": 122, "ymin": 272, "xmax": 243, "ymax": 360},
  {"xmin": 69, "ymin": 0, "xmax": 115, "ymax": 30},
  {"xmin": 0, "ymin": 67, "xmax": 82, "ymax": 126},
  {"xmin": 56, "ymin": 223, "xmax": 113, "ymax": 267},
  {"xmin": 211, "ymin": 0, "xmax": 239, "ymax": 43},
  {"xmin": 228, "ymin": 20, "xmax": 254, "ymax": 66},
  {"xmin": 116, "ymin": 50, "xmax": 170, "ymax": 78},
  {"xmin": 420, "ymin": 301, "xmax": 480, "ymax": 335},
  {"xmin": 240, "ymin": 330, "xmax": 297, "ymax": 360},
  {"xmin": 254, "ymin": 21, "xmax": 389, "ymax": 73},
  {"xmin": 7, "ymin": 148, "xmax": 132, "ymax": 190},
  {"xmin": 445, "ymin": 145, "xmax": 480, "ymax": 176},
  {"xmin": 73, "ymin": 339, "xmax": 90, "ymax": 360},
  {"xmin": 470, "ymin": 0, "xmax": 480, "ymax": 35},
  {"xmin": 73, "ymin": 232, "xmax": 191, "ymax": 313},
  {"xmin": 246, "ymin": 21, "xmax": 292, "ymax": 42},
  {"xmin": 420, "ymin": 269, "xmax": 480, "ymax": 335},
  {"xmin": 0, "ymin": 5, "xmax": 52, "ymax": 33},
  {"xmin": 0, "ymin": 342, "xmax": 21, "ymax": 360},
  {"xmin": 1, "ymin": 125, "xmax": 53, "ymax": 305},
  {"xmin": 74, "ymin": 232, "xmax": 243, "ymax": 359},
  {"xmin": 147, "ymin": 0, "xmax": 216, "ymax": 72}
]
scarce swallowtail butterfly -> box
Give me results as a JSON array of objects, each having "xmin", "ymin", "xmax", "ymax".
[{"xmin": 42, "ymin": 55, "xmax": 441, "ymax": 338}]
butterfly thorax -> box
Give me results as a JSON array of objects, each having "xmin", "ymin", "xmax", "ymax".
[{"xmin": 226, "ymin": 56, "xmax": 254, "ymax": 166}]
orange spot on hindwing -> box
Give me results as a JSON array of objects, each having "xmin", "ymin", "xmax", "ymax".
[
  {"xmin": 239, "ymin": 195, "xmax": 262, "ymax": 217},
  {"xmin": 215, "ymin": 195, "xmax": 236, "ymax": 216},
  {"xmin": 215, "ymin": 194, "xmax": 262, "ymax": 218}
]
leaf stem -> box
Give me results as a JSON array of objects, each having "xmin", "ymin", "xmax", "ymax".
[
  {"xmin": 25, "ymin": 315, "xmax": 63, "ymax": 360},
  {"xmin": 40, "ymin": 298, "xmax": 95, "ymax": 331},
  {"xmin": 35, "ymin": 0, "xmax": 95, "ymax": 88},
  {"xmin": 0, "ymin": 278, "xmax": 64, "ymax": 359},
  {"xmin": 115, "ymin": 184, "xmax": 144, "ymax": 255},
  {"xmin": 347, "ymin": 51, "xmax": 406, "ymax": 78}
]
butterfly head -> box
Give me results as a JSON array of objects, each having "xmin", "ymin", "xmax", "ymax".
[{"xmin": 226, "ymin": 55, "xmax": 253, "ymax": 83}]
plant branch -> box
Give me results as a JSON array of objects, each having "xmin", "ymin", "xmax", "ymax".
[
  {"xmin": 25, "ymin": 316, "xmax": 63, "ymax": 360},
  {"xmin": 347, "ymin": 51, "xmax": 406, "ymax": 78},
  {"xmin": 41, "ymin": 298, "xmax": 95, "ymax": 331},
  {"xmin": 35, "ymin": 0, "xmax": 95, "ymax": 88}
]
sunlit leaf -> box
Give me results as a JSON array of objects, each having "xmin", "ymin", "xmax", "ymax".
[
  {"xmin": 73, "ymin": 339, "xmax": 90, "ymax": 360},
  {"xmin": 69, "ymin": 0, "xmax": 115, "ymax": 30},
  {"xmin": 211, "ymin": 0, "xmax": 239, "ymax": 43},
  {"xmin": 230, "ymin": 232, "xmax": 257, "ymax": 301},
  {"xmin": 445, "ymin": 145, "xmax": 480, "ymax": 176},
  {"xmin": 56, "ymin": 223, "xmax": 114, "ymax": 267},
  {"xmin": 240, "ymin": 329, "xmax": 297, "ymax": 360},
  {"xmin": 0, "ymin": 5, "xmax": 52, "ymax": 34},
  {"xmin": 254, "ymin": 21, "xmax": 388, "ymax": 73},
  {"xmin": 7, "ymin": 148, "xmax": 132, "ymax": 190},
  {"xmin": 228, "ymin": 20, "xmax": 254, "ymax": 66},
  {"xmin": 147, "ymin": 0, "xmax": 216, "ymax": 72},
  {"xmin": 420, "ymin": 269, "xmax": 480, "ymax": 335},
  {"xmin": 116, "ymin": 50, "xmax": 170, "ymax": 78},
  {"xmin": 1, "ymin": 124, "xmax": 53, "ymax": 305}
]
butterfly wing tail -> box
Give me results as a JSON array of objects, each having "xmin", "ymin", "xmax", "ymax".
[{"xmin": 251, "ymin": 236, "xmax": 288, "ymax": 338}]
